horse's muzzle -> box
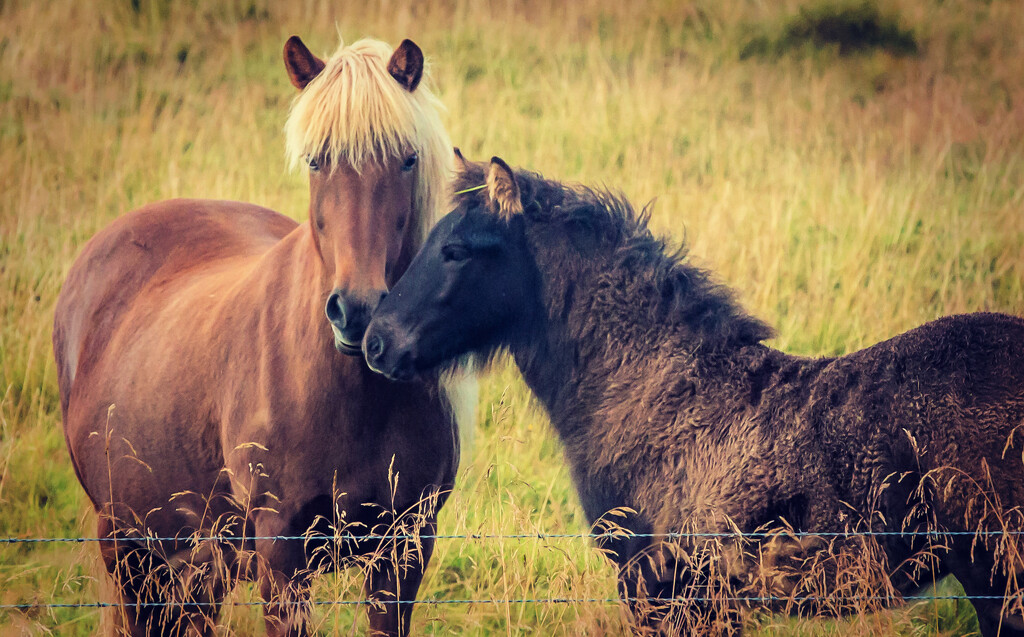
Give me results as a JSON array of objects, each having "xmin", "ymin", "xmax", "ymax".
[
  {"xmin": 362, "ymin": 322, "xmax": 415, "ymax": 381},
  {"xmin": 325, "ymin": 289, "xmax": 376, "ymax": 356}
]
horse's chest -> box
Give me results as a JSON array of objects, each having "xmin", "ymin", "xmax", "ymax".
[{"xmin": 223, "ymin": 392, "xmax": 456, "ymax": 512}]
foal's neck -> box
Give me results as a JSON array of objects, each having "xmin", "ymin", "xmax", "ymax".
[{"xmin": 511, "ymin": 239, "xmax": 766, "ymax": 439}]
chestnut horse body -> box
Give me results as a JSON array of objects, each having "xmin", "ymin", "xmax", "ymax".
[{"xmin": 52, "ymin": 37, "xmax": 470, "ymax": 636}]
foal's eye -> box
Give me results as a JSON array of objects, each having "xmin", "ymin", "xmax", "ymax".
[
  {"xmin": 307, "ymin": 156, "xmax": 320, "ymax": 172},
  {"xmin": 441, "ymin": 243, "xmax": 470, "ymax": 262},
  {"xmin": 401, "ymin": 152, "xmax": 418, "ymax": 172}
]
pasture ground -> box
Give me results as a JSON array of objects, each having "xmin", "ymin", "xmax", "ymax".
[{"xmin": 1, "ymin": 0, "xmax": 1022, "ymax": 634}]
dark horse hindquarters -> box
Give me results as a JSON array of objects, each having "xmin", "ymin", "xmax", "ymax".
[{"xmin": 365, "ymin": 156, "xmax": 1024, "ymax": 636}]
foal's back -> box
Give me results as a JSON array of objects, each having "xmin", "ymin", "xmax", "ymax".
[{"xmin": 821, "ymin": 312, "xmax": 1024, "ymax": 500}]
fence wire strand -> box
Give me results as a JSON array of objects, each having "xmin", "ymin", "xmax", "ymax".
[
  {"xmin": 2, "ymin": 529, "xmax": 1020, "ymax": 613},
  {"xmin": 3, "ymin": 529, "xmax": 1022, "ymax": 544},
  {"xmin": 0, "ymin": 595, "xmax": 1009, "ymax": 611}
]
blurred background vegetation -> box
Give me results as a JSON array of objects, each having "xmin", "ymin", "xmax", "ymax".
[{"xmin": 1, "ymin": 0, "xmax": 1022, "ymax": 633}]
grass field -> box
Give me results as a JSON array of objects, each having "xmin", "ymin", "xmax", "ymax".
[{"xmin": 1, "ymin": 0, "xmax": 1023, "ymax": 634}]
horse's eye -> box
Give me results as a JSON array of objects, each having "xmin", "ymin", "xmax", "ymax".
[
  {"xmin": 308, "ymin": 156, "xmax": 320, "ymax": 172},
  {"xmin": 401, "ymin": 152, "xmax": 418, "ymax": 172},
  {"xmin": 441, "ymin": 243, "xmax": 470, "ymax": 262}
]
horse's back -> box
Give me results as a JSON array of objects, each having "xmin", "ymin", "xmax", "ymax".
[
  {"xmin": 902, "ymin": 312, "xmax": 1024, "ymax": 468},
  {"xmin": 53, "ymin": 199, "xmax": 297, "ymax": 512},
  {"xmin": 814, "ymin": 312, "xmax": 1024, "ymax": 516},
  {"xmin": 880, "ymin": 311, "xmax": 1024, "ymax": 402},
  {"xmin": 823, "ymin": 312, "xmax": 1024, "ymax": 403},
  {"xmin": 54, "ymin": 198, "xmax": 295, "ymax": 404}
]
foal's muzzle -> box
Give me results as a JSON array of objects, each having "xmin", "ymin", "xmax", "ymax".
[
  {"xmin": 362, "ymin": 321, "xmax": 415, "ymax": 381},
  {"xmin": 325, "ymin": 289, "xmax": 384, "ymax": 356}
]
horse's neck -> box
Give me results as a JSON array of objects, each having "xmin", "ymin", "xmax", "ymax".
[
  {"xmin": 228, "ymin": 223, "xmax": 349, "ymax": 388},
  {"xmin": 513, "ymin": 258, "xmax": 768, "ymax": 445},
  {"xmin": 510, "ymin": 260, "xmax": 785, "ymax": 525}
]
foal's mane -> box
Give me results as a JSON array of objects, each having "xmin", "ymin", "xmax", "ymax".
[
  {"xmin": 455, "ymin": 165, "xmax": 775, "ymax": 348},
  {"xmin": 285, "ymin": 37, "xmax": 452, "ymax": 244}
]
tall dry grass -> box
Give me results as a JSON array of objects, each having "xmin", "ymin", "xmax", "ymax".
[{"xmin": 1, "ymin": 0, "xmax": 1022, "ymax": 634}]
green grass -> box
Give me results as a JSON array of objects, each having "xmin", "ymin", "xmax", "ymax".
[{"xmin": 2, "ymin": 0, "xmax": 1023, "ymax": 634}]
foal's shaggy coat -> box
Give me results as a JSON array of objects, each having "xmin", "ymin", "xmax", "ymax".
[{"xmin": 366, "ymin": 158, "xmax": 1024, "ymax": 635}]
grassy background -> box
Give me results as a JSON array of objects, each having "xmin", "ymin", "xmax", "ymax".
[{"xmin": 1, "ymin": 0, "xmax": 1022, "ymax": 634}]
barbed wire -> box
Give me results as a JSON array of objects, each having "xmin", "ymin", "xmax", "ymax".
[
  {"xmin": 0, "ymin": 594, "xmax": 1009, "ymax": 611},
  {"xmin": 3, "ymin": 529, "xmax": 1022, "ymax": 544},
  {"xmin": 4, "ymin": 529, "xmax": 1019, "ymax": 615}
]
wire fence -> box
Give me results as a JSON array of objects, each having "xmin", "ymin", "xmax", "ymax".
[
  {"xmin": 0, "ymin": 595, "xmax": 1010, "ymax": 612},
  {"xmin": 5, "ymin": 528, "xmax": 1024, "ymax": 544},
  {"xmin": 2, "ymin": 528, "xmax": 1021, "ymax": 614}
]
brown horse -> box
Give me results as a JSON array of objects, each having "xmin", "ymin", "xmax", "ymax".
[
  {"xmin": 365, "ymin": 156, "xmax": 1024, "ymax": 636},
  {"xmin": 52, "ymin": 36, "xmax": 473, "ymax": 636}
]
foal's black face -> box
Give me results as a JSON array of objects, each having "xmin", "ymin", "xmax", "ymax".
[{"xmin": 364, "ymin": 198, "xmax": 538, "ymax": 380}]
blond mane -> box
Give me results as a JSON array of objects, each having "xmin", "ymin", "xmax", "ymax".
[
  {"xmin": 284, "ymin": 37, "xmax": 452, "ymax": 244},
  {"xmin": 286, "ymin": 36, "xmax": 477, "ymax": 442}
]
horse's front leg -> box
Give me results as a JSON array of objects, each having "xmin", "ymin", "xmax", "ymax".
[
  {"xmin": 257, "ymin": 560, "xmax": 312, "ymax": 637},
  {"xmin": 253, "ymin": 525, "xmax": 314, "ymax": 637},
  {"xmin": 619, "ymin": 539, "xmax": 742, "ymax": 636},
  {"xmin": 616, "ymin": 562, "xmax": 661, "ymax": 636},
  {"xmin": 363, "ymin": 522, "xmax": 437, "ymax": 637},
  {"xmin": 99, "ymin": 515, "xmax": 226, "ymax": 637}
]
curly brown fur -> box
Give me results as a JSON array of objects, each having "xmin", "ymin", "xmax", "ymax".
[{"xmin": 386, "ymin": 162, "xmax": 1024, "ymax": 635}]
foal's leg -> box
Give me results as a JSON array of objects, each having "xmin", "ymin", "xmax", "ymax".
[
  {"xmin": 258, "ymin": 566, "xmax": 312, "ymax": 637},
  {"xmin": 617, "ymin": 548, "xmax": 741, "ymax": 637},
  {"xmin": 616, "ymin": 564, "xmax": 662, "ymax": 636},
  {"xmin": 363, "ymin": 524, "xmax": 437, "ymax": 637},
  {"xmin": 944, "ymin": 540, "xmax": 1024, "ymax": 637}
]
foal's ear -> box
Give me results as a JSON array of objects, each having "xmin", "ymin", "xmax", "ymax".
[
  {"xmin": 283, "ymin": 36, "xmax": 326, "ymax": 90},
  {"xmin": 387, "ymin": 39, "xmax": 424, "ymax": 92},
  {"xmin": 486, "ymin": 157, "xmax": 523, "ymax": 220}
]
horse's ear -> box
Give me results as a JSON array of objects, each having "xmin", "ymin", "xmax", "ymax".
[
  {"xmin": 283, "ymin": 36, "xmax": 325, "ymax": 90},
  {"xmin": 453, "ymin": 147, "xmax": 469, "ymax": 169},
  {"xmin": 486, "ymin": 157, "xmax": 523, "ymax": 220},
  {"xmin": 387, "ymin": 39, "xmax": 424, "ymax": 92}
]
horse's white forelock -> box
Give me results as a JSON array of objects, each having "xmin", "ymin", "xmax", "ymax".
[{"xmin": 284, "ymin": 37, "xmax": 453, "ymax": 246}]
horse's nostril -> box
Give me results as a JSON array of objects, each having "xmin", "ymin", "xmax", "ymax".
[
  {"xmin": 325, "ymin": 291, "xmax": 347, "ymax": 328},
  {"xmin": 367, "ymin": 334, "xmax": 385, "ymax": 359}
]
